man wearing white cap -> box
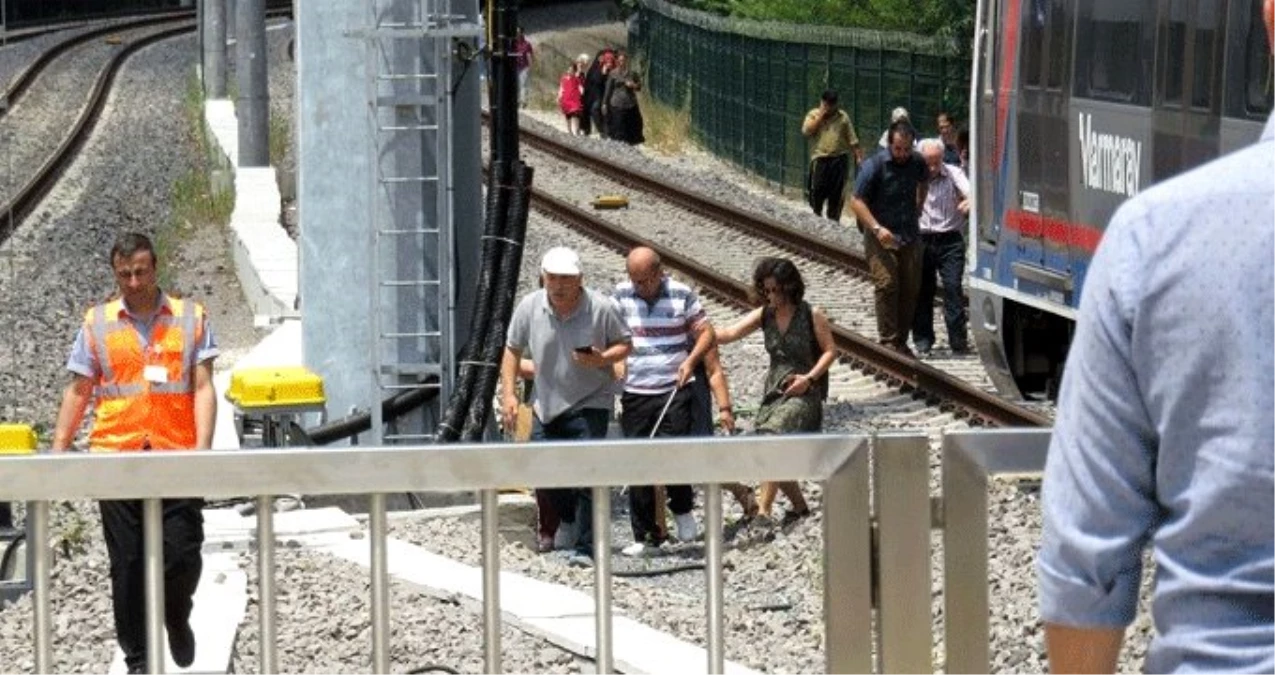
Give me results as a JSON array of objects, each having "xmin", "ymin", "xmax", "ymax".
[{"xmin": 501, "ymin": 246, "xmax": 632, "ymax": 566}]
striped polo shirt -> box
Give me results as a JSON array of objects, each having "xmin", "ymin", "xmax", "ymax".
[{"xmin": 613, "ymin": 277, "xmax": 707, "ymax": 395}]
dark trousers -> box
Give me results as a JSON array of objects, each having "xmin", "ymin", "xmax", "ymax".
[
  {"xmin": 864, "ymin": 232, "xmax": 924, "ymax": 350},
  {"xmin": 589, "ymin": 100, "xmax": 607, "ymax": 139},
  {"xmin": 912, "ymin": 230, "xmax": 969, "ymax": 350},
  {"xmin": 621, "ymin": 388, "xmax": 694, "ymax": 545},
  {"xmin": 807, "ymin": 153, "xmax": 851, "ymax": 221},
  {"xmin": 531, "ymin": 407, "xmax": 611, "ymax": 555},
  {"xmin": 100, "ymin": 498, "xmax": 204, "ymax": 671}
]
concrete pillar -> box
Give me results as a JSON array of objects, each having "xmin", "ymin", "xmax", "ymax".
[
  {"xmin": 298, "ymin": 0, "xmax": 482, "ymax": 442},
  {"xmin": 203, "ymin": 0, "xmax": 227, "ymax": 98},
  {"xmin": 236, "ymin": 0, "xmax": 268, "ymax": 166}
]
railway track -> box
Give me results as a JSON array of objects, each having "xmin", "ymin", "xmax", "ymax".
[
  {"xmin": 0, "ymin": 8, "xmax": 290, "ymax": 245},
  {"xmin": 485, "ymin": 120, "xmax": 1049, "ymax": 428}
]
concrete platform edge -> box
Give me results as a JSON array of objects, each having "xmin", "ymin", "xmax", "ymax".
[
  {"xmin": 202, "ymin": 97, "xmax": 296, "ymax": 326},
  {"xmin": 314, "ymin": 531, "xmax": 763, "ymax": 675}
]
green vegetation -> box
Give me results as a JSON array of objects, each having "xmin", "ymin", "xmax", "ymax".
[
  {"xmin": 269, "ymin": 112, "xmax": 290, "ymax": 168},
  {"xmin": 620, "ymin": 0, "xmax": 974, "ymax": 56},
  {"xmin": 634, "ymin": 78, "xmax": 692, "ymax": 154},
  {"xmin": 161, "ymin": 73, "xmax": 235, "ymax": 289}
]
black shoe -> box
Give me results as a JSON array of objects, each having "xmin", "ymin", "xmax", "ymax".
[
  {"xmin": 126, "ymin": 664, "xmax": 146, "ymax": 674},
  {"xmin": 950, "ymin": 342, "xmax": 971, "ymax": 355},
  {"xmin": 169, "ymin": 620, "xmax": 196, "ymax": 668}
]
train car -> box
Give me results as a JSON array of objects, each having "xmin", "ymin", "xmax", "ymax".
[{"xmin": 967, "ymin": 0, "xmax": 1272, "ymax": 400}]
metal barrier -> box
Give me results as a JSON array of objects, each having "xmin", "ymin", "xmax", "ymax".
[
  {"xmin": 0, "ymin": 429, "xmax": 1054, "ymax": 674},
  {"xmin": 941, "ymin": 429, "xmax": 1051, "ymax": 674},
  {"xmin": 0, "ymin": 433, "xmax": 876, "ymax": 674}
]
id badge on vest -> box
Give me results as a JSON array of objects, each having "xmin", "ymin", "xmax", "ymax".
[{"xmin": 143, "ymin": 344, "xmax": 168, "ymax": 384}]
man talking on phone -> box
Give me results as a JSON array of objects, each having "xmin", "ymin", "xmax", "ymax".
[
  {"xmin": 501, "ymin": 246, "xmax": 632, "ymax": 567},
  {"xmin": 801, "ymin": 89, "xmax": 862, "ymax": 222}
]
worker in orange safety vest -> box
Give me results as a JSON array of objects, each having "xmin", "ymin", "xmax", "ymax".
[{"xmin": 52, "ymin": 231, "xmax": 218, "ymax": 674}]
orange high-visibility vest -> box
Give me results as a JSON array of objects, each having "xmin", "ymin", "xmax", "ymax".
[{"xmin": 84, "ymin": 295, "xmax": 205, "ymax": 452}]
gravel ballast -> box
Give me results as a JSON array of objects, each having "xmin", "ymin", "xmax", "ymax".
[{"xmin": 0, "ymin": 24, "xmax": 582, "ymax": 673}]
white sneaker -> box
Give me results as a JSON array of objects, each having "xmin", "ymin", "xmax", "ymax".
[
  {"xmin": 622, "ymin": 541, "xmax": 650, "ymax": 557},
  {"xmin": 553, "ymin": 521, "xmax": 579, "ymax": 551},
  {"xmin": 675, "ymin": 513, "xmax": 699, "ymax": 542}
]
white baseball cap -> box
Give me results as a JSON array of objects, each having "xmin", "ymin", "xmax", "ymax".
[{"xmin": 541, "ymin": 246, "xmax": 582, "ymax": 275}]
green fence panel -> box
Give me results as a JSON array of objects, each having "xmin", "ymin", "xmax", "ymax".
[{"xmin": 631, "ymin": 0, "xmax": 970, "ymax": 191}]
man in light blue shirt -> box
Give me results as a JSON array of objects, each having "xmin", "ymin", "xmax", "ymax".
[{"xmin": 1036, "ymin": 9, "xmax": 1275, "ymax": 666}]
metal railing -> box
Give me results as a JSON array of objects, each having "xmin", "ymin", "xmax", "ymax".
[
  {"xmin": 941, "ymin": 428, "xmax": 1051, "ymax": 674},
  {"xmin": 0, "ymin": 433, "xmax": 873, "ymax": 674},
  {"xmin": 0, "ymin": 429, "xmax": 1053, "ymax": 674}
]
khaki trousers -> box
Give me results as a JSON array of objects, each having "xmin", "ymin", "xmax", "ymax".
[{"xmin": 863, "ymin": 232, "xmax": 924, "ymax": 350}]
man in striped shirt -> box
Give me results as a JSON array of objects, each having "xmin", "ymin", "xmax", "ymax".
[
  {"xmin": 911, "ymin": 138, "xmax": 971, "ymax": 356},
  {"xmin": 613, "ymin": 247, "xmax": 716, "ymax": 555}
]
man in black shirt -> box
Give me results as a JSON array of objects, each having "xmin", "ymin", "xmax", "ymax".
[{"xmin": 850, "ymin": 121, "xmax": 929, "ymax": 356}]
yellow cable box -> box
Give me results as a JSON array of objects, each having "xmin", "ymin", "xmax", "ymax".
[
  {"xmin": 0, "ymin": 424, "xmax": 37, "ymax": 455},
  {"xmin": 227, "ymin": 366, "xmax": 326, "ymax": 409}
]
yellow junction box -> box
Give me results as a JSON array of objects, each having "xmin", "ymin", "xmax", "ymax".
[
  {"xmin": 0, "ymin": 424, "xmax": 37, "ymax": 455},
  {"xmin": 226, "ymin": 366, "xmax": 326, "ymax": 410}
]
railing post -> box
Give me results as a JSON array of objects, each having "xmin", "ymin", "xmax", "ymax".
[
  {"xmin": 591, "ymin": 486, "xmax": 613, "ymax": 674},
  {"xmin": 703, "ymin": 483, "xmax": 724, "ymax": 674},
  {"xmin": 874, "ymin": 433, "xmax": 933, "ymax": 673},
  {"xmin": 481, "ymin": 488, "xmax": 502, "ymax": 673},
  {"xmin": 30, "ymin": 500, "xmax": 52, "ymax": 674},
  {"xmin": 368, "ymin": 492, "xmax": 390, "ymax": 674},
  {"xmin": 823, "ymin": 441, "xmax": 872, "ymax": 673},
  {"xmin": 942, "ymin": 435, "xmax": 990, "ymax": 674},
  {"xmin": 143, "ymin": 498, "xmax": 166, "ymax": 675},
  {"xmin": 257, "ymin": 495, "xmax": 278, "ymax": 674}
]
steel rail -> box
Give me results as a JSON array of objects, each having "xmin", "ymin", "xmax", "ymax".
[
  {"xmin": 520, "ymin": 179, "xmax": 1049, "ymax": 428},
  {"xmin": 483, "ymin": 112, "xmax": 868, "ymax": 273},
  {"xmin": 0, "ymin": 7, "xmax": 292, "ymax": 244},
  {"xmin": 0, "ymin": 22, "xmax": 197, "ymax": 242},
  {"xmin": 1, "ymin": 12, "xmax": 199, "ymax": 120}
]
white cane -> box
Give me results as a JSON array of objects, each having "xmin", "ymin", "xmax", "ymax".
[
  {"xmin": 649, "ymin": 385, "xmax": 679, "ymax": 541},
  {"xmin": 649, "ymin": 386, "xmax": 680, "ymax": 439}
]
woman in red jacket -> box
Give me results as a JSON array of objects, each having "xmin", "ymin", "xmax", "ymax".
[{"xmin": 558, "ymin": 57, "xmax": 586, "ymax": 135}]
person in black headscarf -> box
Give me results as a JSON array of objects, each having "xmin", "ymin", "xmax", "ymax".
[{"xmin": 582, "ymin": 48, "xmax": 615, "ymax": 138}]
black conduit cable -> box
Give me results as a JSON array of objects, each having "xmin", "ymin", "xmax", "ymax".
[
  {"xmin": 0, "ymin": 532, "xmax": 25, "ymax": 582},
  {"xmin": 442, "ymin": 0, "xmax": 520, "ymax": 443},
  {"xmin": 299, "ymin": 379, "xmax": 439, "ymax": 446},
  {"xmin": 462, "ymin": 160, "xmax": 533, "ymax": 440},
  {"xmin": 438, "ymin": 160, "xmax": 512, "ymax": 441}
]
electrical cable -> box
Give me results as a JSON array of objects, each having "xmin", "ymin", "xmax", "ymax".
[
  {"xmin": 461, "ymin": 160, "xmax": 531, "ymax": 440},
  {"xmin": 0, "ymin": 531, "xmax": 25, "ymax": 582}
]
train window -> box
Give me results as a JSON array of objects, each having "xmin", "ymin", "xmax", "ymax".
[
  {"xmin": 1162, "ymin": 0, "xmax": 1188, "ymax": 106},
  {"xmin": 1245, "ymin": 0, "xmax": 1274, "ymax": 115},
  {"xmin": 1023, "ymin": 0, "xmax": 1047, "ymax": 87},
  {"xmin": 1074, "ymin": 0, "xmax": 1153, "ymax": 104},
  {"xmin": 1045, "ymin": 0, "xmax": 1069, "ymax": 89},
  {"xmin": 1191, "ymin": 1, "xmax": 1223, "ymax": 110}
]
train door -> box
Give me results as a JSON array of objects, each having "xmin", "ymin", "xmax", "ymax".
[
  {"xmin": 1013, "ymin": 0, "xmax": 1072, "ymax": 288},
  {"xmin": 1220, "ymin": 0, "xmax": 1274, "ymax": 151},
  {"xmin": 1153, "ymin": 0, "xmax": 1228, "ymax": 184},
  {"xmin": 971, "ymin": 0, "xmax": 1002, "ymax": 259}
]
